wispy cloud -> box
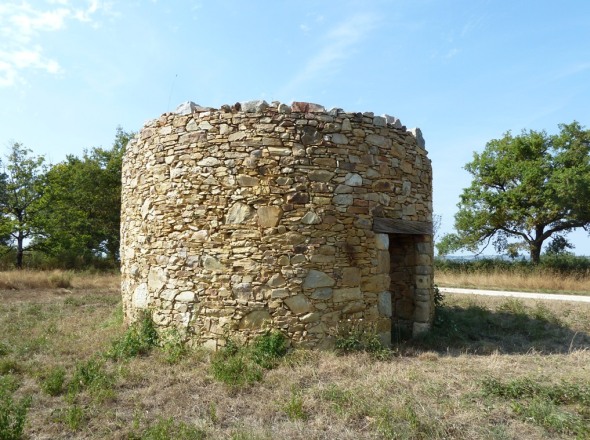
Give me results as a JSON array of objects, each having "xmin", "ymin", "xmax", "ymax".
[
  {"xmin": 0, "ymin": 0, "xmax": 109, "ymax": 87},
  {"xmin": 280, "ymin": 12, "xmax": 380, "ymax": 98}
]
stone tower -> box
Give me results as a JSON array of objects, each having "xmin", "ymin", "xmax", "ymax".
[{"xmin": 120, "ymin": 100, "xmax": 434, "ymax": 349}]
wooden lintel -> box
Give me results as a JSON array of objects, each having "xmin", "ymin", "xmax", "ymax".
[{"xmin": 373, "ymin": 218, "xmax": 433, "ymax": 235}]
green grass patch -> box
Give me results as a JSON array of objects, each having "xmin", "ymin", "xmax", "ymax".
[
  {"xmin": 0, "ymin": 377, "xmax": 31, "ymax": 440},
  {"xmin": 130, "ymin": 417, "xmax": 206, "ymax": 440}
]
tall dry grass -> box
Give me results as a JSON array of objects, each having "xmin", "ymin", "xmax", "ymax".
[
  {"xmin": 435, "ymin": 269, "xmax": 590, "ymax": 294},
  {"xmin": 0, "ymin": 270, "xmax": 120, "ymax": 290}
]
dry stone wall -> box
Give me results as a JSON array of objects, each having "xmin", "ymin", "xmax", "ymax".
[{"xmin": 121, "ymin": 100, "xmax": 434, "ymax": 349}]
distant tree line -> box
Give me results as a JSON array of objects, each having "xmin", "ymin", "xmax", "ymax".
[{"xmin": 0, "ymin": 127, "xmax": 132, "ymax": 270}]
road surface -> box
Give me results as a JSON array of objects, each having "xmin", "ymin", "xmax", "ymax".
[{"xmin": 440, "ymin": 287, "xmax": 590, "ymax": 303}]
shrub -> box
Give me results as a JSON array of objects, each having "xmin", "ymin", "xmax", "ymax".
[
  {"xmin": 39, "ymin": 366, "xmax": 66, "ymax": 396},
  {"xmin": 334, "ymin": 322, "xmax": 389, "ymax": 358},
  {"xmin": 251, "ymin": 331, "xmax": 287, "ymax": 369},
  {"xmin": 0, "ymin": 379, "xmax": 31, "ymax": 440},
  {"xmin": 106, "ymin": 311, "xmax": 158, "ymax": 361},
  {"xmin": 68, "ymin": 358, "xmax": 113, "ymax": 396}
]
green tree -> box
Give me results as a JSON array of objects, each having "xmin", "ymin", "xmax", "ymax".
[
  {"xmin": 36, "ymin": 127, "xmax": 132, "ymax": 268},
  {"xmin": 0, "ymin": 143, "xmax": 46, "ymax": 268},
  {"xmin": 438, "ymin": 122, "xmax": 590, "ymax": 264}
]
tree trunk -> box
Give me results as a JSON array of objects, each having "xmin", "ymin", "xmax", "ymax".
[
  {"xmin": 16, "ymin": 237, "xmax": 23, "ymax": 269},
  {"xmin": 529, "ymin": 242, "xmax": 542, "ymax": 264}
]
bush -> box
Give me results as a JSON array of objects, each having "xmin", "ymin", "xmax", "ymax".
[
  {"xmin": 0, "ymin": 379, "xmax": 31, "ymax": 440},
  {"xmin": 39, "ymin": 366, "xmax": 66, "ymax": 396},
  {"xmin": 210, "ymin": 341, "xmax": 263, "ymax": 388},
  {"xmin": 251, "ymin": 331, "xmax": 287, "ymax": 369},
  {"xmin": 334, "ymin": 322, "xmax": 389, "ymax": 358},
  {"xmin": 106, "ymin": 311, "xmax": 158, "ymax": 361}
]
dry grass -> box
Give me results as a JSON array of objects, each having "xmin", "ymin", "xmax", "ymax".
[
  {"xmin": 0, "ymin": 270, "xmax": 120, "ymax": 290},
  {"xmin": 1, "ymin": 284, "xmax": 589, "ymax": 439},
  {"xmin": 435, "ymin": 269, "xmax": 590, "ymax": 294}
]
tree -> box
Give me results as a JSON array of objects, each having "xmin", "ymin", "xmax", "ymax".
[
  {"xmin": 438, "ymin": 122, "xmax": 590, "ymax": 264},
  {"xmin": 0, "ymin": 143, "xmax": 46, "ymax": 268},
  {"xmin": 35, "ymin": 127, "xmax": 132, "ymax": 268}
]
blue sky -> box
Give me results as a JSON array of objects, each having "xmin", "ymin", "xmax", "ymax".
[{"xmin": 1, "ymin": 0, "xmax": 589, "ymax": 255}]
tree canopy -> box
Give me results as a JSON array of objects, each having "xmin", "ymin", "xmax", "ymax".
[
  {"xmin": 0, "ymin": 127, "xmax": 133, "ymax": 269},
  {"xmin": 437, "ymin": 121, "xmax": 590, "ymax": 263}
]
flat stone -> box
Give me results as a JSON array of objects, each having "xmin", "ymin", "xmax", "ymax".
[
  {"xmin": 342, "ymin": 301, "xmax": 365, "ymax": 314},
  {"xmin": 291, "ymin": 101, "xmax": 326, "ymax": 113},
  {"xmin": 176, "ymin": 291, "xmax": 195, "ymax": 302},
  {"xmin": 267, "ymin": 273, "xmax": 287, "ymax": 288},
  {"xmin": 341, "ymin": 267, "xmax": 361, "ymax": 286},
  {"xmin": 267, "ymin": 146, "xmax": 291, "ymax": 156},
  {"xmin": 133, "ymin": 283, "xmax": 149, "ymax": 308},
  {"xmin": 271, "ymin": 288, "xmax": 289, "ymax": 299},
  {"xmin": 303, "ymin": 270, "xmax": 335, "ymax": 289},
  {"xmin": 301, "ymin": 211, "xmax": 321, "ymax": 224},
  {"xmin": 284, "ymin": 294, "xmax": 312, "ymax": 314},
  {"xmin": 237, "ymin": 175, "xmax": 260, "ymax": 187},
  {"xmin": 378, "ymin": 291, "xmax": 392, "ymax": 317},
  {"xmin": 366, "ymin": 134, "xmax": 390, "ymax": 147},
  {"xmin": 198, "ymin": 121, "xmax": 213, "ymax": 130},
  {"xmin": 384, "ymin": 114, "xmax": 402, "ymax": 128},
  {"xmin": 311, "ymin": 288, "xmax": 333, "ymax": 300},
  {"xmin": 333, "ymin": 194, "xmax": 353, "ymax": 206},
  {"xmin": 174, "ymin": 101, "xmax": 210, "ymax": 115},
  {"xmin": 409, "ymin": 128, "xmax": 426, "ymax": 149},
  {"xmin": 334, "ymin": 184, "xmax": 353, "ymax": 194},
  {"xmin": 239, "ymin": 310, "xmax": 271, "ymax": 329},
  {"xmin": 147, "ymin": 266, "xmax": 166, "ymax": 292},
  {"xmin": 226, "ymin": 202, "xmax": 254, "ymax": 224},
  {"xmin": 373, "ymin": 116, "xmax": 386, "ymax": 127},
  {"xmin": 257, "ymin": 206, "xmax": 283, "ymax": 228},
  {"xmin": 331, "ymin": 133, "xmax": 348, "ymax": 144},
  {"xmin": 341, "ymin": 118, "xmax": 352, "ymax": 131},
  {"xmin": 333, "ymin": 287, "xmax": 362, "ymax": 302},
  {"xmin": 309, "ymin": 170, "xmax": 334, "ymax": 182},
  {"xmin": 300, "ymin": 312, "xmax": 320, "ymax": 323},
  {"xmin": 203, "ymin": 255, "xmax": 224, "ymax": 271},
  {"xmin": 344, "ymin": 173, "xmax": 363, "ymax": 186},
  {"xmin": 375, "ymin": 233, "xmax": 389, "ymax": 250},
  {"xmin": 278, "ymin": 103, "xmax": 291, "ymax": 114},
  {"xmin": 228, "ymin": 132, "xmax": 247, "ymax": 142},
  {"xmin": 241, "ymin": 100, "xmax": 269, "ymax": 113},
  {"xmin": 198, "ymin": 157, "xmax": 220, "ymax": 167}
]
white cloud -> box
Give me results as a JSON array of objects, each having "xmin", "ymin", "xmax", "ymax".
[
  {"xmin": 281, "ymin": 13, "xmax": 379, "ymax": 97},
  {"xmin": 0, "ymin": 0, "xmax": 108, "ymax": 87}
]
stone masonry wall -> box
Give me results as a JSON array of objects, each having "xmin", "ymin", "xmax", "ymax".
[{"xmin": 121, "ymin": 100, "xmax": 433, "ymax": 349}]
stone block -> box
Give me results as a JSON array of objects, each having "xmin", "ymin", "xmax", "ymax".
[
  {"xmin": 378, "ymin": 291, "xmax": 392, "ymax": 317},
  {"xmin": 239, "ymin": 310, "xmax": 271, "ymax": 329},
  {"xmin": 257, "ymin": 206, "xmax": 283, "ymax": 227},
  {"xmin": 284, "ymin": 295, "xmax": 313, "ymax": 314},
  {"xmin": 303, "ymin": 270, "xmax": 335, "ymax": 289},
  {"xmin": 341, "ymin": 267, "xmax": 361, "ymax": 286},
  {"xmin": 333, "ymin": 287, "xmax": 362, "ymax": 302}
]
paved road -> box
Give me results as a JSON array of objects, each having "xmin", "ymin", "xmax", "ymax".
[{"xmin": 440, "ymin": 287, "xmax": 590, "ymax": 303}]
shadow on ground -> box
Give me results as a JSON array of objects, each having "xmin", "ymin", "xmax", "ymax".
[{"xmin": 403, "ymin": 299, "xmax": 590, "ymax": 355}]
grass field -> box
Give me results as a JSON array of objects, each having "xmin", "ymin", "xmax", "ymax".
[
  {"xmin": 1, "ymin": 272, "xmax": 589, "ymax": 439},
  {"xmin": 435, "ymin": 269, "xmax": 590, "ymax": 295}
]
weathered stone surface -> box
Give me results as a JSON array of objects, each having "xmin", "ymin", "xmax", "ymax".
[
  {"xmin": 375, "ymin": 233, "xmax": 389, "ymax": 250},
  {"xmin": 303, "ymin": 270, "xmax": 335, "ymax": 289},
  {"xmin": 341, "ymin": 267, "xmax": 361, "ymax": 286},
  {"xmin": 202, "ymin": 255, "xmax": 224, "ymax": 271},
  {"xmin": 409, "ymin": 128, "xmax": 426, "ymax": 149},
  {"xmin": 174, "ymin": 101, "xmax": 210, "ymax": 115},
  {"xmin": 148, "ymin": 267, "xmax": 166, "ymax": 292},
  {"xmin": 309, "ymin": 170, "xmax": 334, "ymax": 182},
  {"xmin": 239, "ymin": 310, "xmax": 271, "ymax": 329},
  {"xmin": 333, "ymin": 287, "xmax": 362, "ymax": 302},
  {"xmin": 378, "ymin": 291, "xmax": 392, "ymax": 317},
  {"xmin": 284, "ymin": 295, "xmax": 312, "ymax": 314},
  {"xmin": 226, "ymin": 202, "xmax": 255, "ymax": 224},
  {"xmin": 257, "ymin": 206, "xmax": 283, "ymax": 227},
  {"xmin": 311, "ymin": 288, "xmax": 333, "ymax": 300},
  {"xmin": 301, "ymin": 211, "xmax": 321, "ymax": 224},
  {"xmin": 241, "ymin": 100, "xmax": 269, "ymax": 113},
  {"xmin": 344, "ymin": 173, "xmax": 363, "ymax": 186},
  {"xmin": 121, "ymin": 100, "xmax": 434, "ymax": 350}
]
